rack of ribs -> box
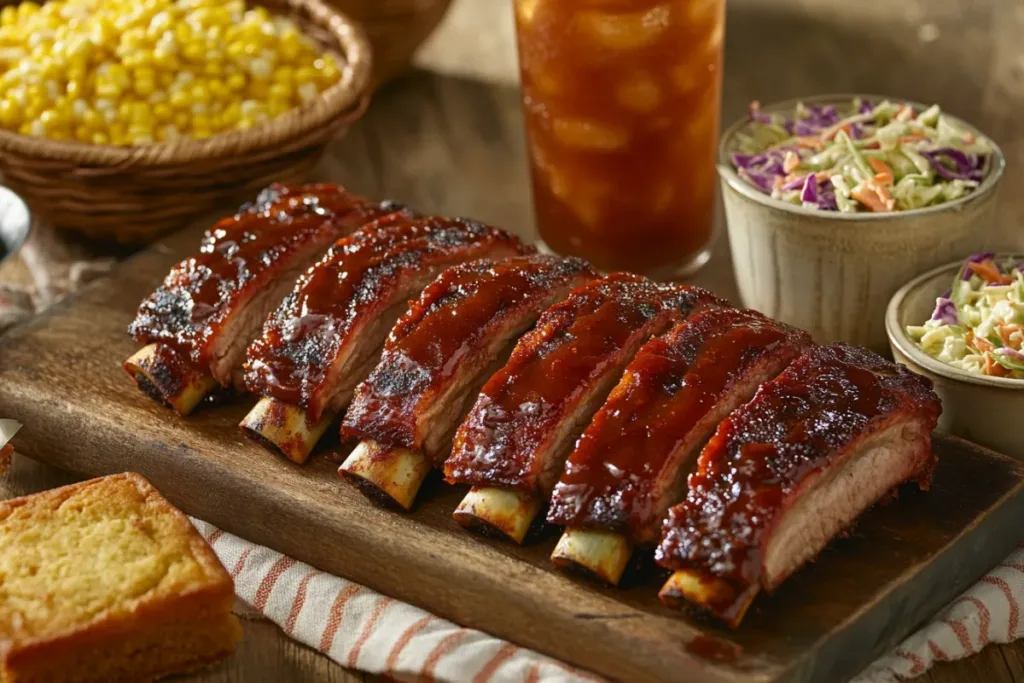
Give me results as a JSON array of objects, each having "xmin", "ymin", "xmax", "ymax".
[
  {"xmin": 239, "ymin": 216, "xmax": 529, "ymax": 463},
  {"xmin": 442, "ymin": 275, "xmax": 725, "ymax": 543},
  {"xmin": 545, "ymin": 308, "xmax": 811, "ymax": 583},
  {"xmin": 124, "ymin": 183, "xmax": 399, "ymax": 415},
  {"xmin": 656, "ymin": 342, "xmax": 941, "ymax": 627},
  {"xmin": 339, "ymin": 254, "xmax": 597, "ymax": 509}
]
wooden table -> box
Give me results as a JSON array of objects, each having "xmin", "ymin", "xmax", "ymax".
[{"xmin": 3, "ymin": 0, "xmax": 1024, "ymax": 680}]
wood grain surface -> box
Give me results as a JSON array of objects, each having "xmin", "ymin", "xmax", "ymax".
[{"xmin": 3, "ymin": 0, "xmax": 1024, "ymax": 680}]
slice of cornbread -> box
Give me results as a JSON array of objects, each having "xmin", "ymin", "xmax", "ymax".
[{"xmin": 0, "ymin": 473, "xmax": 241, "ymax": 683}]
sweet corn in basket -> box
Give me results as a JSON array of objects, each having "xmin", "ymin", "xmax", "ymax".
[{"xmin": 0, "ymin": 0, "xmax": 372, "ymax": 242}]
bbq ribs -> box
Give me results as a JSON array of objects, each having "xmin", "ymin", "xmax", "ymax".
[
  {"xmin": 656, "ymin": 342, "xmax": 941, "ymax": 626},
  {"xmin": 546, "ymin": 308, "xmax": 811, "ymax": 582},
  {"xmin": 125, "ymin": 184, "xmax": 396, "ymax": 414},
  {"xmin": 443, "ymin": 275, "xmax": 724, "ymax": 542},
  {"xmin": 240, "ymin": 215, "xmax": 528, "ymax": 462},
  {"xmin": 340, "ymin": 254, "xmax": 597, "ymax": 509}
]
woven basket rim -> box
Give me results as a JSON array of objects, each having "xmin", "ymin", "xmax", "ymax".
[{"xmin": 0, "ymin": 0, "xmax": 373, "ymax": 167}]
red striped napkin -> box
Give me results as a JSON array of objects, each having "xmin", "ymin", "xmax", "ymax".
[{"xmin": 189, "ymin": 519, "xmax": 1022, "ymax": 683}]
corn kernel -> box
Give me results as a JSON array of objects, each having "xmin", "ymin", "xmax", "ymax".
[
  {"xmin": 0, "ymin": 0, "xmax": 339, "ymax": 144},
  {"xmin": 153, "ymin": 101, "xmax": 172, "ymax": 122},
  {"xmin": 226, "ymin": 71, "xmax": 246, "ymax": 91},
  {"xmin": 168, "ymin": 88, "xmax": 190, "ymax": 108},
  {"xmin": 268, "ymin": 97, "xmax": 289, "ymax": 118},
  {"xmin": 0, "ymin": 99, "xmax": 18, "ymax": 127}
]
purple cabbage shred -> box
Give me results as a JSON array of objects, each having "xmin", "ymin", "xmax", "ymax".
[
  {"xmin": 921, "ymin": 148, "xmax": 986, "ymax": 182},
  {"xmin": 930, "ymin": 297, "xmax": 959, "ymax": 325},
  {"xmin": 800, "ymin": 173, "xmax": 818, "ymax": 204}
]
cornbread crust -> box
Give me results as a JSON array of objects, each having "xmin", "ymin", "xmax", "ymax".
[{"xmin": 0, "ymin": 473, "xmax": 241, "ymax": 683}]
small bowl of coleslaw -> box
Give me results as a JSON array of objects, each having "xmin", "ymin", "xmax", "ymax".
[
  {"xmin": 887, "ymin": 253, "xmax": 1024, "ymax": 457},
  {"xmin": 718, "ymin": 94, "xmax": 1006, "ymax": 351}
]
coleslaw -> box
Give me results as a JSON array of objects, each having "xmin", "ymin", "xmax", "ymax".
[
  {"xmin": 730, "ymin": 98, "xmax": 993, "ymax": 212},
  {"xmin": 906, "ymin": 253, "xmax": 1024, "ymax": 379}
]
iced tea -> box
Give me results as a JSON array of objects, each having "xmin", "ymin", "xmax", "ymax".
[{"xmin": 515, "ymin": 0, "xmax": 724, "ymax": 275}]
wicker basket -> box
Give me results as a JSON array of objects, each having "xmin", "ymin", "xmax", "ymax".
[
  {"xmin": 0, "ymin": 0, "xmax": 373, "ymax": 243},
  {"xmin": 329, "ymin": 0, "xmax": 453, "ymax": 86}
]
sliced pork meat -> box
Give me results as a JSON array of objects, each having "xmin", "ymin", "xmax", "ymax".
[
  {"xmin": 442, "ymin": 275, "xmax": 725, "ymax": 542},
  {"xmin": 239, "ymin": 216, "xmax": 528, "ymax": 463},
  {"xmin": 339, "ymin": 254, "xmax": 598, "ymax": 509},
  {"xmin": 125, "ymin": 183, "xmax": 396, "ymax": 414},
  {"xmin": 656, "ymin": 342, "xmax": 941, "ymax": 627},
  {"xmin": 548, "ymin": 308, "xmax": 811, "ymax": 545}
]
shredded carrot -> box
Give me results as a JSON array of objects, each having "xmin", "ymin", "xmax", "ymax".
[
  {"xmin": 963, "ymin": 132, "xmax": 975, "ymax": 144},
  {"xmin": 868, "ymin": 158, "xmax": 894, "ymax": 185},
  {"xmin": 968, "ymin": 260, "xmax": 1014, "ymax": 285},
  {"xmin": 984, "ymin": 354, "xmax": 1009, "ymax": 377},
  {"xmin": 796, "ymin": 136, "xmax": 825, "ymax": 151},
  {"xmin": 850, "ymin": 183, "xmax": 893, "ymax": 212},
  {"xmin": 898, "ymin": 131, "xmax": 927, "ymax": 144},
  {"xmin": 772, "ymin": 175, "xmax": 785, "ymax": 190},
  {"xmin": 974, "ymin": 334, "xmax": 994, "ymax": 354},
  {"xmin": 998, "ymin": 324, "xmax": 1023, "ymax": 349}
]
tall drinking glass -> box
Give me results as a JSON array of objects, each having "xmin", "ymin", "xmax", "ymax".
[{"xmin": 514, "ymin": 0, "xmax": 724, "ymax": 277}]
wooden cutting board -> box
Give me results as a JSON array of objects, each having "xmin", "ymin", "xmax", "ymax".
[{"xmin": 1, "ymin": 225, "xmax": 1023, "ymax": 683}]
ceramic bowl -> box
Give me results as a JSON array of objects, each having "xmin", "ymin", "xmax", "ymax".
[
  {"xmin": 718, "ymin": 94, "xmax": 1007, "ymax": 352},
  {"xmin": 886, "ymin": 255, "xmax": 1024, "ymax": 458}
]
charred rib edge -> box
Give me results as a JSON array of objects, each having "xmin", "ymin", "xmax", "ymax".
[
  {"xmin": 339, "ymin": 440, "xmax": 431, "ymax": 511},
  {"xmin": 551, "ymin": 529, "xmax": 633, "ymax": 585},
  {"xmin": 123, "ymin": 344, "xmax": 218, "ymax": 416},
  {"xmin": 659, "ymin": 569, "xmax": 758, "ymax": 629},
  {"xmin": 452, "ymin": 487, "xmax": 542, "ymax": 544},
  {"xmin": 239, "ymin": 397, "xmax": 333, "ymax": 464}
]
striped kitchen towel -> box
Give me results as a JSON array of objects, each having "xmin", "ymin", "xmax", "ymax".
[{"xmin": 190, "ymin": 519, "xmax": 1023, "ymax": 683}]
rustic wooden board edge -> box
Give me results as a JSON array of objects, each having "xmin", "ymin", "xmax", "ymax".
[
  {"xmin": 0, "ymin": 387, "xmax": 759, "ymax": 683},
  {"xmin": 783, "ymin": 441, "xmax": 1024, "ymax": 683}
]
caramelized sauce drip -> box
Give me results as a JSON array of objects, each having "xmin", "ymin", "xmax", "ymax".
[
  {"xmin": 342, "ymin": 254, "xmax": 597, "ymax": 452},
  {"xmin": 685, "ymin": 634, "xmax": 741, "ymax": 663},
  {"xmin": 129, "ymin": 184, "xmax": 386, "ymax": 365},
  {"xmin": 244, "ymin": 216, "xmax": 525, "ymax": 412},
  {"xmin": 656, "ymin": 342, "xmax": 941, "ymax": 587},
  {"xmin": 445, "ymin": 275, "xmax": 715, "ymax": 491},
  {"xmin": 548, "ymin": 308, "xmax": 810, "ymax": 543}
]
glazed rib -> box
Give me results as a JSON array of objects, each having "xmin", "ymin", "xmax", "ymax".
[
  {"xmin": 545, "ymin": 308, "xmax": 810, "ymax": 582},
  {"xmin": 125, "ymin": 183, "xmax": 394, "ymax": 414},
  {"xmin": 443, "ymin": 275, "xmax": 724, "ymax": 542},
  {"xmin": 656, "ymin": 342, "xmax": 941, "ymax": 627},
  {"xmin": 339, "ymin": 254, "xmax": 598, "ymax": 509},
  {"xmin": 240, "ymin": 216, "xmax": 528, "ymax": 463}
]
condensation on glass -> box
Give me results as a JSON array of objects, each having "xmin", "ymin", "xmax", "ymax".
[{"xmin": 515, "ymin": 0, "xmax": 725, "ymax": 276}]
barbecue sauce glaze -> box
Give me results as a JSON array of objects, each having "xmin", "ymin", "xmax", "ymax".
[
  {"xmin": 445, "ymin": 275, "xmax": 720, "ymax": 491},
  {"xmin": 547, "ymin": 308, "xmax": 810, "ymax": 543},
  {"xmin": 244, "ymin": 216, "xmax": 525, "ymax": 413},
  {"xmin": 130, "ymin": 184, "xmax": 386, "ymax": 365},
  {"xmin": 342, "ymin": 254, "xmax": 597, "ymax": 453},
  {"xmin": 656, "ymin": 343, "xmax": 941, "ymax": 594}
]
